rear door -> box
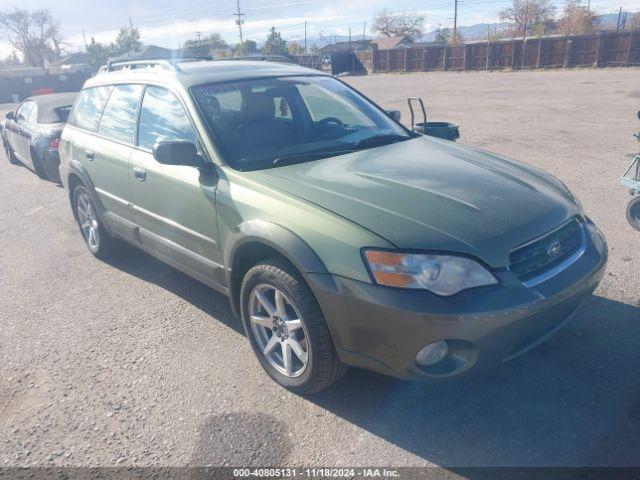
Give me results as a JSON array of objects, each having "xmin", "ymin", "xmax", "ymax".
[{"xmin": 129, "ymin": 85, "xmax": 224, "ymax": 286}]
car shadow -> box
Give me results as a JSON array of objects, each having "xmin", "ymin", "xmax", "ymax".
[
  {"xmin": 100, "ymin": 246, "xmax": 640, "ymax": 466},
  {"xmin": 102, "ymin": 243, "xmax": 244, "ymax": 336},
  {"xmin": 309, "ymin": 295, "xmax": 640, "ymax": 467}
]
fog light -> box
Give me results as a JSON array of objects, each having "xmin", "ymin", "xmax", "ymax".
[{"xmin": 416, "ymin": 341, "xmax": 448, "ymax": 366}]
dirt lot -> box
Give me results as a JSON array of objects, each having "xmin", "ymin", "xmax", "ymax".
[{"xmin": 1, "ymin": 68, "xmax": 639, "ymax": 468}]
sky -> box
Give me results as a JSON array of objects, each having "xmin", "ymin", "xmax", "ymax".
[{"xmin": 0, "ymin": 0, "xmax": 638, "ymax": 57}]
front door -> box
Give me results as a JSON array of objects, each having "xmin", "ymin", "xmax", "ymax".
[{"xmin": 129, "ymin": 85, "xmax": 224, "ymax": 287}]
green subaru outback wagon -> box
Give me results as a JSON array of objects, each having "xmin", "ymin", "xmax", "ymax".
[{"xmin": 60, "ymin": 59, "xmax": 607, "ymax": 393}]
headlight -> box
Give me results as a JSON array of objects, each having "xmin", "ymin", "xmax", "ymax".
[{"xmin": 364, "ymin": 250, "xmax": 498, "ymax": 296}]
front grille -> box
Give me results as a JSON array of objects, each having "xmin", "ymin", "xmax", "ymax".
[{"xmin": 509, "ymin": 219, "xmax": 583, "ymax": 283}]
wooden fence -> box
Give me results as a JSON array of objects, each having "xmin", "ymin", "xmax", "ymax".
[{"xmin": 353, "ymin": 30, "xmax": 640, "ymax": 74}]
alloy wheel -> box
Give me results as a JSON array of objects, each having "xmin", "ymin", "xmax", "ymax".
[
  {"xmin": 76, "ymin": 191, "xmax": 100, "ymax": 252},
  {"xmin": 248, "ymin": 284, "xmax": 309, "ymax": 378}
]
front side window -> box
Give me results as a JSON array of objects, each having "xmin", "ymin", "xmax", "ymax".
[
  {"xmin": 98, "ymin": 84, "xmax": 144, "ymax": 145},
  {"xmin": 137, "ymin": 86, "xmax": 197, "ymax": 151},
  {"xmin": 16, "ymin": 102, "xmax": 34, "ymax": 123},
  {"xmin": 192, "ymin": 75, "xmax": 410, "ymax": 171},
  {"xmin": 68, "ymin": 86, "xmax": 113, "ymax": 132}
]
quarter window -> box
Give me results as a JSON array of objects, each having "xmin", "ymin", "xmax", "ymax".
[
  {"xmin": 98, "ymin": 84, "xmax": 144, "ymax": 145},
  {"xmin": 68, "ymin": 86, "xmax": 113, "ymax": 132},
  {"xmin": 137, "ymin": 86, "xmax": 197, "ymax": 150}
]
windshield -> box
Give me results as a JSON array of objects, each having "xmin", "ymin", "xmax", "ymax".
[{"xmin": 191, "ymin": 75, "xmax": 412, "ymax": 171}]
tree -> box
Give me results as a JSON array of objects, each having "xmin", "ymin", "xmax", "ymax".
[
  {"xmin": 0, "ymin": 8, "xmax": 63, "ymax": 67},
  {"xmin": 556, "ymin": 0, "xmax": 599, "ymax": 35},
  {"xmin": 234, "ymin": 39, "xmax": 257, "ymax": 56},
  {"xmin": 0, "ymin": 51, "xmax": 20, "ymax": 66},
  {"xmin": 287, "ymin": 41, "xmax": 305, "ymax": 55},
  {"xmin": 113, "ymin": 25, "xmax": 142, "ymax": 55},
  {"xmin": 184, "ymin": 33, "xmax": 228, "ymax": 56},
  {"xmin": 500, "ymin": 0, "xmax": 557, "ymax": 36},
  {"xmin": 626, "ymin": 12, "xmax": 640, "ymax": 30},
  {"xmin": 262, "ymin": 27, "xmax": 287, "ymax": 55},
  {"xmin": 434, "ymin": 27, "xmax": 451, "ymax": 44},
  {"xmin": 372, "ymin": 9, "xmax": 424, "ymax": 41},
  {"xmin": 85, "ymin": 37, "xmax": 113, "ymax": 70}
]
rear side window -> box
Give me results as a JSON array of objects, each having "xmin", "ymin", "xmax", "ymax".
[
  {"xmin": 98, "ymin": 84, "xmax": 144, "ymax": 145},
  {"xmin": 68, "ymin": 86, "xmax": 112, "ymax": 132},
  {"xmin": 137, "ymin": 86, "xmax": 197, "ymax": 150}
]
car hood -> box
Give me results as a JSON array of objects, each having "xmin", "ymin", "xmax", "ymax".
[{"xmin": 245, "ymin": 136, "xmax": 580, "ymax": 267}]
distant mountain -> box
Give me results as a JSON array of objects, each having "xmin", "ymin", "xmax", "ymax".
[
  {"xmin": 422, "ymin": 12, "xmax": 634, "ymax": 43},
  {"xmin": 423, "ymin": 22, "xmax": 511, "ymax": 42}
]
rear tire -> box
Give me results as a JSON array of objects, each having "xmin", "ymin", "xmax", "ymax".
[
  {"xmin": 627, "ymin": 196, "xmax": 640, "ymax": 231},
  {"xmin": 240, "ymin": 257, "xmax": 347, "ymax": 394},
  {"xmin": 3, "ymin": 138, "xmax": 19, "ymax": 165},
  {"xmin": 72, "ymin": 184, "xmax": 119, "ymax": 259}
]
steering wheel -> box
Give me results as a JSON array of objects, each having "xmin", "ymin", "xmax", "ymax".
[{"xmin": 317, "ymin": 117, "xmax": 345, "ymax": 128}]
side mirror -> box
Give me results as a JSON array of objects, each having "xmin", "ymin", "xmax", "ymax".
[
  {"xmin": 153, "ymin": 140, "xmax": 204, "ymax": 168},
  {"xmin": 637, "ymin": 110, "xmax": 640, "ymax": 121},
  {"xmin": 387, "ymin": 110, "xmax": 401, "ymax": 122},
  {"xmin": 5, "ymin": 111, "xmax": 14, "ymax": 120}
]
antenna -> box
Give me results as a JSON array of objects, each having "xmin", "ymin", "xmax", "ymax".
[{"xmin": 234, "ymin": 0, "xmax": 246, "ymax": 54}]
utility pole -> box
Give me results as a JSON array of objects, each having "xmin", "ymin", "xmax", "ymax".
[
  {"xmin": 129, "ymin": 17, "xmax": 135, "ymax": 51},
  {"xmin": 453, "ymin": 0, "xmax": 458, "ymax": 40},
  {"xmin": 196, "ymin": 31, "xmax": 202, "ymax": 42},
  {"xmin": 304, "ymin": 21, "xmax": 307, "ymax": 53},
  {"xmin": 234, "ymin": 0, "xmax": 245, "ymax": 54},
  {"xmin": 82, "ymin": 30, "xmax": 88, "ymax": 50},
  {"xmin": 522, "ymin": 2, "xmax": 529, "ymax": 68},
  {"xmin": 363, "ymin": 22, "xmax": 366, "ymax": 41}
]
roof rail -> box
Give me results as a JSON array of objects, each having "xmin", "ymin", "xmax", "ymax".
[
  {"xmin": 98, "ymin": 56, "xmax": 212, "ymax": 74},
  {"xmin": 226, "ymin": 55, "xmax": 295, "ymax": 64}
]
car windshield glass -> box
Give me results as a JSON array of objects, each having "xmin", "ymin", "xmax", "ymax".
[{"xmin": 191, "ymin": 75, "xmax": 412, "ymax": 171}]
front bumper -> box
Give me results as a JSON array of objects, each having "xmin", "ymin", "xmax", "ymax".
[{"xmin": 306, "ymin": 220, "xmax": 607, "ymax": 380}]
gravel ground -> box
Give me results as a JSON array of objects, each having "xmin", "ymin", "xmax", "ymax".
[{"xmin": 0, "ymin": 68, "xmax": 639, "ymax": 468}]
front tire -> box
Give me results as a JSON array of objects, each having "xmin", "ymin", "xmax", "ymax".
[
  {"xmin": 3, "ymin": 138, "xmax": 19, "ymax": 165},
  {"xmin": 240, "ymin": 257, "xmax": 347, "ymax": 394},
  {"xmin": 72, "ymin": 185, "xmax": 118, "ymax": 259},
  {"xmin": 627, "ymin": 196, "xmax": 640, "ymax": 231}
]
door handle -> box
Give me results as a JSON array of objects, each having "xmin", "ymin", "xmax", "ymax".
[
  {"xmin": 133, "ymin": 167, "xmax": 147, "ymax": 182},
  {"xmin": 85, "ymin": 150, "xmax": 95, "ymax": 161}
]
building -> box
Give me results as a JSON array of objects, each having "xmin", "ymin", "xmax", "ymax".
[{"xmin": 319, "ymin": 36, "xmax": 412, "ymax": 54}]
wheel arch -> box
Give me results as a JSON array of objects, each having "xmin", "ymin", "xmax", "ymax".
[
  {"xmin": 224, "ymin": 220, "xmax": 329, "ymax": 318},
  {"xmin": 65, "ymin": 160, "xmax": 105, "ymax": 220}
]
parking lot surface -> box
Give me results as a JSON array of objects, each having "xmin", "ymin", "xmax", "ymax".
[{"xmin": 0, "ymin": 68, "xmax": 639, "ymax": 467}]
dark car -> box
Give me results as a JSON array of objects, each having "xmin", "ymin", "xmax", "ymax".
[{"xmin": 2, "ymin": 92, "xmax": 77, "ymax": 181}]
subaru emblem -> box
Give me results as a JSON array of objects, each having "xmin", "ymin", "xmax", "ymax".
[{"xmin": 547, "ymin": 241, "xmax": 562, "ymax": 258}]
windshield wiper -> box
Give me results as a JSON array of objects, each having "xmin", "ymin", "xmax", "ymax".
[
  {"xmin": 272, "ymin": 149, "xmax": 357, "ymax": 167},
  {"xmin": 351, "ymin": 133, "xmax": 411, "ymax": 149}
]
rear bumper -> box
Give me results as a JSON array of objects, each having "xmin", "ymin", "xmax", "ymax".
[
  {"xmin": 306, "ymin": 220, "xmax": 607, "ymax": 380},
  {"xmin": 40, "ymin": 148, "xmax": 60, "ymax": 181}
]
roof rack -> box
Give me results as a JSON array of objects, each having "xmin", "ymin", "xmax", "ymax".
[
  {"xmin": 226, "ymin": 55, "xmax": 295, "ymax": 64},
  {"xmin": 98, "ymin": 56, "xmax": 212, "ymax": 74}
]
